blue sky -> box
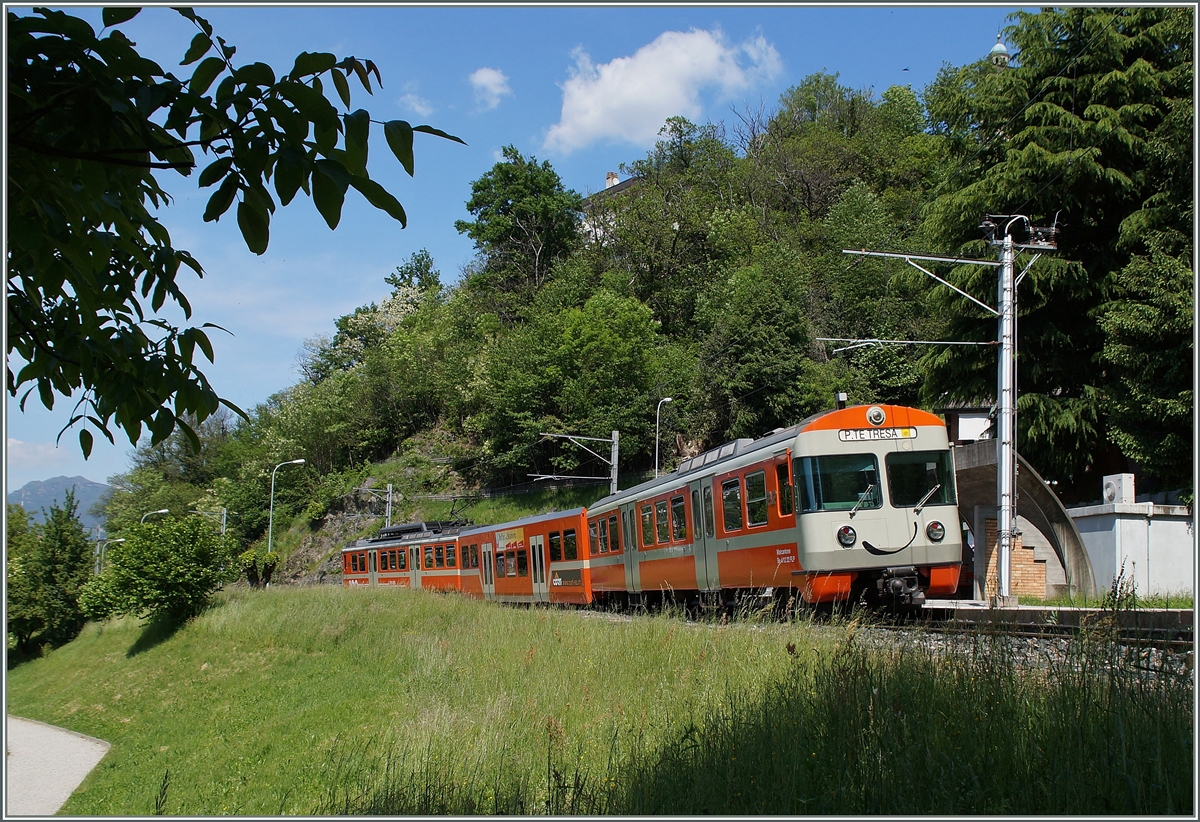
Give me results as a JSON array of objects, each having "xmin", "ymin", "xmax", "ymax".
[{"xmin": 6, "ymin": 3, "xmax": 1027, "ymax": 491}]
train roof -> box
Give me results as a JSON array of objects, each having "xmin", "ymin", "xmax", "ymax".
[
  {"xmin": 458, "ymin": 507, "xmax": 585, "ymax": 539},
  {"xmin": 588, "ymin": 404, "xmax": 945, "ymax": 511},
  {"xmin": 343, "ymin": 520, "xmax": 469, "ymax": 551}
]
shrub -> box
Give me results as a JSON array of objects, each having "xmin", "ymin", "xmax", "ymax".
[{"xmin": 81, "ymin": 516, "xmax": 238, "ymax": 624}]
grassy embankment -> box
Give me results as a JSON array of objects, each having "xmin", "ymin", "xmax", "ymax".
[{"xmin": 7, "ymin": 587, "xmax": 1192, "ymax": 816}]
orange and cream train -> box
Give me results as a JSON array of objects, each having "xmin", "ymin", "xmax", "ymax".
[{"xmin": 342, "ymin": 404, "xmax": 965, "ymax": 609}]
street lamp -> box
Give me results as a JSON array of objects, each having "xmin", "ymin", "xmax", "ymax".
[
  {"xmin": 141, "ymin": 508, "xmax": 169, "ymax": 523},
  {"xmin": 94, "ymin": 538, "xmax": 124, "ymax": 575},
  {"xmin": 655, "ymin": 397, "xmax": 674, "ymax": 478},
  {"xmin": 268, "ymin": 459, "xmax": 306, "ymax": 556}
]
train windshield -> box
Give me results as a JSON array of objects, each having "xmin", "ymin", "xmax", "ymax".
[
  {"xmin": 885, "ymin": 450, "xmax": 957, "ymax": 508},
  {"xmin": 795, "ymin": 454, "xmax": 882, "ymax": 513}
]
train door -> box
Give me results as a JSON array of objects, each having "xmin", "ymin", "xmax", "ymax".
[
  {"xmin": 368, "ymin": 549, "xmax": 379, "ymax": 586},
  {"xmin": 690, "ymin": 479, "xmax": 720, "ymax": 590},
  {"xmin": 480, "ymin": 542, "xmax": 496, "ymax": 599},
  {"xmin": 408, "ymin": 545, "xmax": 422, "ymax": 589},
  {"xmin": 621, "ymin": 505, "xmax": 640, "ymax": 593},
  {"xmin": 529, "ymin": 535, "xmax": 548, "ymax": 602}
]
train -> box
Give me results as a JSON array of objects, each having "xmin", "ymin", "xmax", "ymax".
[{"xmin": 342, "ymin": 403, "xmax": 965, "ymax": 610}]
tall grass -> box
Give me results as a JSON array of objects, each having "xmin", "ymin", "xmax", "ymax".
[{"xmin": 7, "ymin": 587, "xmax": 1191, "ymax": 815}]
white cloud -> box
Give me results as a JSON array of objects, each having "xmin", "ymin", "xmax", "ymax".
[
  {"xmin": 7, "ymin": 438, "xmax": 75, "ymax": 474},
  {"xmin": 544, "ymin": 29, "xmax": 781, "ymax": 154},
  {"xmin": 398, "ymin": 93, "xmax": 434, "ymax": 118},
  {"xmin": 469, "ymin": 67, "xmax": 512, "ymax": 111}
]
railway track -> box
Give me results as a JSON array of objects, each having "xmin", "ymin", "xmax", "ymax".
[{"xmin": 875, "ymin": 602, "xmax": 1195, "ymax": 652}]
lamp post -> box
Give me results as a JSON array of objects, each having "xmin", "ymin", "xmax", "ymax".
[
  {"xmin": 94, "ymin": 538, "xmax": 124, "ymax": 575},
  {"xmin": 141, "ymin": 508, "xmax": 169, "ymax": 524},
  {"xmin": 655, "ymin": 397, "xmax": 673, "ymax": 478},
  {"xmin": 268, "ymin": 459, "xmax": 305, "ymax": 556}
]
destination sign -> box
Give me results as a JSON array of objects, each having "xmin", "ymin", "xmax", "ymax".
[{"xmin": 838, "ymin": 427, "xmax": 917, "ymax": 442}]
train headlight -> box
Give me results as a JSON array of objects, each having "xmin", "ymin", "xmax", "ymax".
[
  {"xmin": 837, "ymin": 525, "xmax": 857, "ymax": 547},
  {"xmin": 926, "ymin": 521, "xmax": 946, "ymax": 542}
]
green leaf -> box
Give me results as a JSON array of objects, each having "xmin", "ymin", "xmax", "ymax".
[
  {"xmin": 331, "ymin": 68, "xmax": 351, "ymax": 108},
  {"xmin": 79, "ymin": 428, "xmax": 94, "ymax": 459},
  {"xmin": 197, "ymin": 157, "xmax": 233, "ymax": 188},
  {"xmin": 181, "ymin": 32, "xmax": 210, "ymax": 65},
  {"xmin": 290, "ymin": 51, "xmax": 337, "ymax": 79},
  {"xmin": 272, "ymin": 144, "xmax": 308, "ymax": 206},
  {"xmin": 235, "ymin": 62, "xmax": 275, "ymax": 88},
  {"xmin": 102, "ymin": 7, "xmax": 141, "ymax": 26},
  {"xmin": 237, "ymin": 200, "xmax": 270, "ymax": 254},
  {"xmin": 350, "ymin": 175, "xmax": 407, "ymax": 227},
  {"xmin": 413, "ymin": 124, "xmax": 467, "ymax": 145},
  {"xmin": 203, "ymin": 174, "xmax": 239, "ymax": 222},
  {"xmin": 384, "ymin": 120, "xmax": 414, "ymax": 176},
  {"xmin": 190, "ymin": 56, "xmax": 225, "ymax": 96},
  {"xmin": 344, "ymin": 109, "xmax": 369, "ymax": 176},
  {"xmin": 312, "ymin": 159, "xmax": 350, "ymax": 229}
]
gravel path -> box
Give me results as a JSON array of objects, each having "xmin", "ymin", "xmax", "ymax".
[{"xmin": 6, "ymin": 715, "xmax": 110, "ymax": 816}]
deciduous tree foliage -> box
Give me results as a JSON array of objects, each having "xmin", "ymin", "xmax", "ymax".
[
  {"xmin": 7, "ymin": 6, "xmax": 462, "ymax": 457},
  {"xmin": 921, "ymin": 7, "xmax": 1193, "ymax": 499},
  {"xmin": 80, "ymin": 515, "xmax": 237, "ymax": 623},
  {"xmin": 455, "ymin": 145, "xmax": 583, "ymax": 319}
]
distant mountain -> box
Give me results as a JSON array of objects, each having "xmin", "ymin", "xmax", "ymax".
[{"xmin": 7, "ymin": 476, "xmax": 111, "ymax": 536}]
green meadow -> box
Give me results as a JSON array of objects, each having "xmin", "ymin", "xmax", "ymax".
[{"xmin": 6, "ymin": 586, "xmax": 1192, "ymax": 815}]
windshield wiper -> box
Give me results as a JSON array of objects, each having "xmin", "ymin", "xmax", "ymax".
[
  {"xmin": 914, "ymin": 483, "xmax": 943, "ymax": 514},
  {"xmin": 849, "ymin": 484, "xmax": 875, "ymax": 518}
]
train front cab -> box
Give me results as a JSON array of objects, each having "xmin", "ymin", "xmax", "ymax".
[{"xmin": 791, "ymin": 404, "xmax": 963, "ymax": 606}]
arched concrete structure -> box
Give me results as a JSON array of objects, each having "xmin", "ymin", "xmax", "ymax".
[{"xmin": 954, "ymin": 439, "xmax": 1097, "ymax": 597}]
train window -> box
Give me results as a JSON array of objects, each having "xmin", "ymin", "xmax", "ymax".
[
  {"xmin": 471, "ymin": 544, "xmax": 480, "ymax": 568},
  {"xmin": 746, "ymin": 471, "xmax": 768, "ymax": 526},
  {"xmin": 506, "ymin": 553, "xmax": 517, "ymax": 577},
  {"xmin": 446, "ymin": 544, "xmax": 457, "ymax": 568},
  {"xmin": 564, "ymin": 529, "xmax": 578, "ymax": 560},
  {"xmin": 351, "ymin": 554, "xmax": 358, "ymax": 572},
  {"xmin": 655, "ymin": 500, "xmax": 669, "ymax": 543},
  {"xmin": 435, "ymin": 545, "xmax": 444, "ymax": 568},
  {"xmin": 692, "ymin": 490, "xmax": 701, "ymax": 532},
  {"xmin": 671, "ymin": 496, "xmax": 687, "ymax": 540},
  {"xmin": 549, "ymin": 532, "xmax": 562, "ymax": 562},
  {"xmin": 496, "ymin": 551, "xmax": 505, "ymax": 578},
  {"xmin": 425, "ymin": 545, "xmax": 435, "ymax": 569},
  {"xmin": 640, "ymin": 505, "xmax": 654, "ymax": 548},
  {"xmin": 517, "ymin": 549, "xmax": 529, "ymax": 577},
  {"xmin": 885, "ymin": 450, "xmax": 957, "ymax": 508},
  {"xmin": 776, "ymin": 463, "xmax": 794, "ymax": 516},
  {"xmin": 608, "ymin": 514, "xmax": 620, "ymax": 552},
  {"xmin": 796, "ymin": 454, "xmax": 881, "ymax": 513},
  {"xmin": 722, "ymin": 478, "xmax": 743, "ymax": 531},
  {"xmin": 398, "ymin": 550, "xmax": 407, "ymax": 570},
  {"xmin": 598, "ymin": 518, "xmax": 609, "ymax": 553},
  {"xmin": 703, "ymin": 485, "xmax": 715, "ymax": 537},
  {"xmin": 589, "ymin": 521, "xmax": 599, "ymax": 556}
]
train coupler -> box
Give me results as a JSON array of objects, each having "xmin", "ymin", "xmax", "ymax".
[{"xmin": 876, "ymin": 566, "xmax": 925, "ymax": 608}]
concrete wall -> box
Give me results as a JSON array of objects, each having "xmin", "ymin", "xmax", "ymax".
[{"xmin": 1068, "ymin": 503, "xmax": 1194, "ymax": 597}]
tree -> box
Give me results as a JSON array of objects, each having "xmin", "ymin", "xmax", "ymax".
[
  {"xmin": 6, "ymin": 504, "xmax": 43, "ymax": 653},
  {"xmin": 920, "ymin": 7, "xmax": 1193, "ymax": 500},
  {"xmin": 80, "ymin": 516, "xmax": 237, "ymax": 623},
  {"xmin": 455, "ymin": 145, "xmax": 582, "ymax": 319},
  {"xmin": 7, "ymin": 6, "xmax": 463, "ymax": 458},
  {"xmin": 9, "ymin": 491, "xmax": 95, "ymax": 649}
]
